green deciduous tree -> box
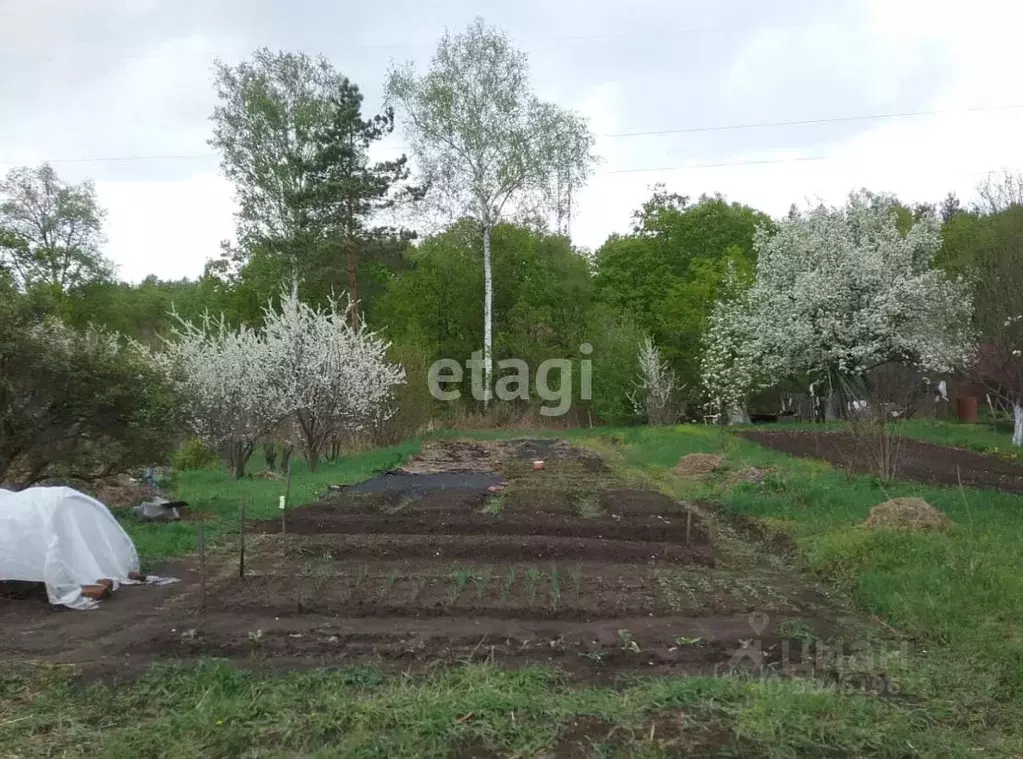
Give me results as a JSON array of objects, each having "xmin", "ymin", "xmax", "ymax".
[
  {"xmin": 0, "ymin": 284, "xmax": 181, "ymax": 487},
  {"xmin": 939, "ymin": 205, "xmax": 1023, "ymax": 446},
  {"xmin": 0, "ymin": 163, "xmax": 113, "ymax": 290},
  {"xmin": 385, "ymin": 18, "xmax": 596, "ymax": 398},
  {"xmin": 209, "ymin": 49, "xmax": 416, "ymax": 317},
  {"xmin": 594, "ymin": 189, "xmax": 771, "ymax": 394}
]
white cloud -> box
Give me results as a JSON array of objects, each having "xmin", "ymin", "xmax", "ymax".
[
  {"xmin": 96, "ymin": 173, "xmax": 236, "ymax": 282},
  {"xmin": 6, "ymin": 0, "xmax": 1023, "ymax": 276}
]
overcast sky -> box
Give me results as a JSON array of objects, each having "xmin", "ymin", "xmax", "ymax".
[{"xmin": 3, "ymin": 0, "xmax": 1022, "ymax": 281}]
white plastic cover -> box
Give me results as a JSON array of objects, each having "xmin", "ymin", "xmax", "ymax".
[{"xmin": 0, "ymin": 486, "xmax": 139, "ymax": 610}]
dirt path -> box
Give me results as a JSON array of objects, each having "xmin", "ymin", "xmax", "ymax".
[
  {"xmin": 0, "ymin": 439, "xmax": 866, "ymax": 684},
  {"xmin": 740, "ymin": 429, "xmax": 1023, "ymax": 493}
]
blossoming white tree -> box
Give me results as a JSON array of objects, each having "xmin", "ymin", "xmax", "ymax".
[
  {"xmin": 263, "ymin": 291, "xmax": 405, "ymax": 471},
  {"xmin": 702, "ymin": 192, "xmax": 974, "ymax": 418},
  {"xmin": 158, "ymin": 290, "xmax": 405, "ymax": 477},
  {"xmin": 157, "ymin": 313, "xmax": 288, "ymax": 478},
  {"xmin": 630, "ymin": 337, "xmax": 683, "ymax": 425}
]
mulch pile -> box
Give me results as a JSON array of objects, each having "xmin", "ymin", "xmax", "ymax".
[
  {"xmin": 863, "ymin": 498, "xmax": 954, "ymax": 532},
  {"xmin": 673, "ymin": 454, "xmax": 723, "ymax": 477}
]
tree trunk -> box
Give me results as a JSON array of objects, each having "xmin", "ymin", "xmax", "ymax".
[
  {"xmin": 728, "ymin": 406, "xmax": 750, "ymax": 425},
  {"xmin": 307, "ymin": 449, "xmax": 320, "ymax": 473},
  {"xmin": 263, "ymin": 441, "xmax": 277, "ymax": 471},
  {"xmin": 346, "ymin": 239, "xmax": 359, "ymax": 333},
  {"xmin": 329, "ymin": 438, "xmax": 343, "ymax": 461},
  {"xmin": 825, "ymin": 390, "xmax": 843, "ymax": 422},
  {"xmin": 227, "ymin": 441, "xmax": 252, "ymax": 479},
  {"xmin": 280, "ymin": 443, "xmax": 294, "ymax": 473},
  {"xmin": 1014, "ymin": 401, "xmax": 1023, "ymax": 447},
  {"xmin": 482, "ymin": 223, "xmax": 493, "ymax": 404}
]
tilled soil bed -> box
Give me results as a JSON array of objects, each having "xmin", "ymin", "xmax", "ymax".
[
  {"xmin": 739, "ymin": 429, "xmax": 1023, "ymax": 493},
  {"xmin": 0, "ymin": 438, "xmax": 867, "ymax": 685}
]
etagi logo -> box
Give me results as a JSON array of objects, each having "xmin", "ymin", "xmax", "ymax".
[{"xmin": 427, "ymin": 343, "xmax": 593, "ymax": 417}]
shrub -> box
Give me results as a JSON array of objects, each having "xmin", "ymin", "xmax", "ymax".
[
  {"xmin": 172, "ymin": 438, "xmax": 221, "ymax": 471},
  {"xmin": 0, "ymin": 290, "xmax": 182, "ymax": 487}
]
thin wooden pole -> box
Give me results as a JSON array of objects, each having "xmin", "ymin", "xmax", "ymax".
[
  {"xmin": 238, "ymin": 501, "xmax": 246, "ymax": 579},
  {"xmin": 686, "ymin": 506, "xmax": 693, "ymax": 545},
  {"xmin": 198, "ymin": 523, "xmax": 207, "ymax": 612},
  {"xmin": 284, "ymin": 457, "xmax": 293, "ymax": 508},
  {"xmin": 281, "ymin": 457, "xmax": 293, "ymax": 536}
]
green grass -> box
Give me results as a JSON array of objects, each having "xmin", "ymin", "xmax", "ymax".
[
  {"xmin": 583, "ymin": 423, "xmax": 1023, "ymax": 748},
  {"xmin": 1, "ymin": 660, "xmax": 990, "ymax": 758},
  {"xmin": 896, "ymin": 418, "xmax": 1020, "ymax": 458},
  {"xmin": 9, "ymin": 422, "xmax": 1023, "ymax": 755},
  {"xmin": 737, "ymin": 417, "xmax": 1018, "ymax": 458},
  {"xmin": 120, "ymin": 440, "xmax": 420, "ymax": 568}
]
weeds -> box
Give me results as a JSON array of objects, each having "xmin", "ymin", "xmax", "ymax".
[
  {"xmin": 524, "ymin": 566, "xmax": 542, "ymax": 603},
  {"xmin": 472, "ymin": 568, "xmax": 493, "ymax": 601},
  {"xmin": 354, "ymin": 565, "xmax": 369, "ymax": 590},
  {"xmin": 570, "ymin": 564, "xmax": 583, "ymax": 597},
  {"xmin": 247, "ymin": 629, "xmax": 264, "ymax": 657},
  {"xmin": 778, "ymin": 619, "xmax": 818, "ymax": 642},
  {"xmin": 297, "ymin": 550, "xmax": 333, "ymax": 612},
  {"xmin": 618, "ymin": 629, "xmax": 640, "ymax": 653},
  {"xmin": 675, "ymin": 636, "xmax": 703, "ymax": 646},
  {"xmin": 482, "ymin": 494, "xmax": 504, "ymax": 515},
  {"xmin": 379, "ymin": 569, "xmax": 400, "ymax": 601},
  {"xmin": 501, "ymin": 568, "xmax": 516, "ymax": 604},
  {"xmin": 575, "ymin": 494, "xmax": 603, "ymax": 518},
  {"xmin": 549, "ymin": 565, "xmax": 561, "ymax": 608},
  {"xmin": 449, "ymin": 565, "xmax": 472, "ymax": 605}
]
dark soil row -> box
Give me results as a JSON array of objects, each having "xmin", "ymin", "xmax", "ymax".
[
  {"xmin": 259, "ymin": 508, "xmax": 708, "ymax": 544},
  {"xmin": 275, "ymin": 533, "xmax": 715, "ymax": 565},
  {"xmin": 740, "ymin": 429, "xmax": 1023, "ymax": 493},
  {"xmin": 132, "ymin": 611, "xmax": 859, "ymax": 684}
]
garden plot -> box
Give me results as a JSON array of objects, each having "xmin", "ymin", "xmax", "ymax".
[
  {"xmin": 740, "ymin": 429, "xmax": 1023, "ymax": 493},
  {"xmin": 0, "ymin": 439, "xmax": 864, "ymax": 683}
]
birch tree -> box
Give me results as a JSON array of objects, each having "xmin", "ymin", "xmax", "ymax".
[
  {"xmin": 702, "ymin": 191, "xmax": 974, "ymax": 418},
  {"xmin": 210, "ymin": 49, "xmax": 415, "ymax": 312},
  {"xmin": 385, "ymin": 18, "xmax": 595, "ymax": 397},
  {"xmin": 0, "ymin": 164, "xmax": 113, "ymax": 290}
]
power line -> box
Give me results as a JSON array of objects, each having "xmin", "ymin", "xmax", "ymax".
[
  {"xmin": 3, "ymin": 101, "xmax": 1022, "ymax": 168},
  {"xmin": 602, "ymin": 155, "xmax": 829, "ymax": 174},
  {"xmin": 0, "ymin": 19, "xmax": 825, "ymax": 64},
  {"xmin": 604, "ymin": 103, "xmax": 1023, "ymax": 138}
]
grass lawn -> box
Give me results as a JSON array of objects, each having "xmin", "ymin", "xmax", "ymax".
[
  {"xmin": 4, "ymin": 422, "xmax": 1023, "ymax": 757},
  {"xmin": 745, "ymin": 417, "xmax": 1020, "ymax": 459},
  {"xmin": 121, "ymin": 439, "xmax": 422, "ymax": 569}
]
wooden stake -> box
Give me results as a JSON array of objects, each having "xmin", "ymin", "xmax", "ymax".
[
  {"xmin": 238, "ymin": 501, "xmax": 246, "ymax": 579},
  {"xmin": 686, "ymin": 507, "xmax": 693, "ymax": 545},
  {"xmin": 281, "ymin": 457, "xmax": 293, "ymax": 536},
  {"xmin": 198, "ymin": 523, "xmax": 207, "ymax": 612},
  {"xmin": 284, "ymin": 457, "xmax": 293, "ymax": 508}
]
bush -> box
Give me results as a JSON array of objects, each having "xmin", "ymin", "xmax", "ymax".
[
  {"xmin": 586, "ymin": 313, "xmax": 645, "ymax": 426},
  {"xmin": 172, "ymin": 438, "xmax": 221, "ymax": 471},
  {"xmin": 0, "ymin": 288, "xmax": 183, "ymax": 487},
  {"xmin": 373, "ymin": 342, "xmax": 436, "ymax": 445}
]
